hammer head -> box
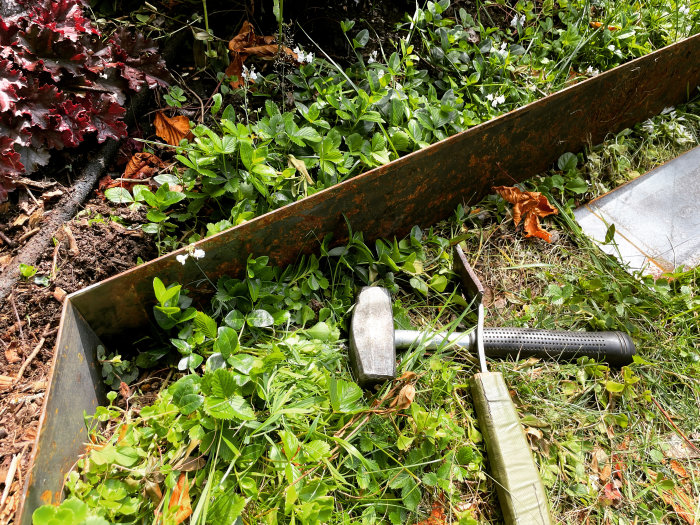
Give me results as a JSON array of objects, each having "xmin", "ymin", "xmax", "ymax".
[{"xmin": 349, "ymin": 287, "xmax": 396, "ymax": 388}]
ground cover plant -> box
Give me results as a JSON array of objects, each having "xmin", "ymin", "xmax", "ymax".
[
  {"xmin": 104, "ymin": 0, "xmax": 700, "ymax": 255},
  {"xmin": 0, "ymin": 0, "xmax": 170, "ymax": 200},
  {"xmin": 32, "ymin": 94, "xmax": 700, "ymax": 523}
]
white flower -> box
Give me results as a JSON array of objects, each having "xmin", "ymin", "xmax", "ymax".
[
  {"xmin": 304, "ymin": 51, "xmax": 314, "ymax": 64},
  {"xmin": 510, "ymin": 14, "xmax": 525, "ymax": 28},
  {"xmin": 377, "ymin": 69, "xmax": 385, "ymax": 79},
  {"xmin": 242, "ymin": 65, "xmax": 258, "ymax": 83},
  {"xmin": 679, "ymin": 5, "xmax": 690, "ymax": 16},
  {"xmin": 192, "ymin": 248, "xmax": 205, "ymax": 260},
  {"xmin": 486, "ymin": 93, "xmax": 505, "ymax": 107},
  {"xmin": 586, "ymin": 65, "xmax": 600, "ymax": 76},
  {"xmin": 661, "ymin": 106, "xmax": 675, "ymax": 115},
  {"xmin": 368, "ymin": 50, "xmax": 378, "ymax": 64},
  {"xmin": 176, "ymin": 254, "xmax": 188, "ymax": 265},
  {"xmin": 293, "ymin": 46, "xmax": 302, "ymax": 56}
]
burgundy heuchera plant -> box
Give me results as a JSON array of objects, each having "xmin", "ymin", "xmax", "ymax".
[{"xmin": 0, "ymin": 0, "xmax": 170, "ymax": 201}]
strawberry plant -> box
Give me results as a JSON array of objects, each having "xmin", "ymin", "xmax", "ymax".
[{"xmin": 0, "ymin": 0, "xmax": 170, "ymax": 201}]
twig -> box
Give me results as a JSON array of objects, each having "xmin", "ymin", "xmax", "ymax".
[
  {"xmin": 0, "ymin": 453, "xmax": 19, "ymax": 508},
  {"xmin": 0, "ymin": 229, "xmax": 14, "ymax": 247},
  {"xmin": 651, "ymin": 395, "xmax": 700, "ymax": 454},
  {"xmin": 51, "ymin": 239, "xmax": 62, "ymax": 280},
  {"xmin": 22, "ymin": 185, "xmax": 40, "ymax": 206},
  {"xmin": 15, "ymin": 329, "xmax": 48, "ymax": 381},
  {"xmin": 9, "ymin": 293, "xmax": 24, "ymax": 344},
  {"xmin": 18, "ymin": 227, "xmax": 40, "ymax": 242},
  {"xmin": 62, "ymin": 224, "xmax": 79, "ymax": 257}
]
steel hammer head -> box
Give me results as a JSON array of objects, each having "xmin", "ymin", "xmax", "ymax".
[{"xmin": 349, "ymin": 287, "xmax": 395, "ymax": 388}]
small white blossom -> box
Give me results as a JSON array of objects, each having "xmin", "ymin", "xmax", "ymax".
[
  {"xmin": 192, "ymin": 248, "xmax": 206, "ymax": 260},
  {"xmin": 368, "ymin": 50, "xmax": 378, "ymax": 64},
  {"xmin": 510, "ymin": 14, "xmax": 525, "ymax": 28},
  {"xmin": 661, "ymin": 106, "xmax": 675, "ymax": 115},
  {"xmin": 642, "ymin": 119, "xmax": 654, "ymax": 134},
  {"xmin": 586, "ymin": 65, "xmax": 600, "ymax": 76},
  {"xmin": 485, "ymin": 93, "xmax": 505, "ymax": 107},
  {"xmin": 176, "ymin": 254, "xmax": 188, "ymax": 265},
  {"xmin": 377, "ymin": 69, "xmax": 385, "ymax": 79},
  {"xmin": 242, "ymin": 65, "xmax": 258, "ymax": 83},
  {"xmin": 293, "ymin": 46, "xmax": 302, "ymax": 56},
  {"xmin": 679, "ymin": 5, "xmax": 690, "ymax": 16},
  {"xmin": 304, "ymin": 51, "xmax": 314, "ymax": 64}
]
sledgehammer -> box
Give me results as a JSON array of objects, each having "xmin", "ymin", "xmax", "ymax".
[{"xmin": 348, "ymin": 246, "xmax": 636, "ymax": 524}]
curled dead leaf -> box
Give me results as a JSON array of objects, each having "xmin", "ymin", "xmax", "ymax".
[
  {"xmin": 124, "ymin": 152, "xmax": 164, "ymax": 179},
  {"xmin": 391, "ymin": 383, "xmax": 416, "ymax": 410},
  {"xmin": 397, "ymin": 371, "xmax": 417, "ymax": 382},
  {"xmin": 226, "ymin": 21, "xmax": 298, "ymax": 88},
  {"xmin": 493, "ymin": 186, "xmax": 558, "ymax": 242},
  {"xmin": 154, "ymin": 112, "xmax": 192, "ymax": 146}
]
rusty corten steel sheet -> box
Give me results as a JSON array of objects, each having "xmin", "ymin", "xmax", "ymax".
[
  {"xmin": 17, "ymin": 34, "xmax": 700, "ymax": 523},
  {"xmin": 68, "ymin": 34, "xmax": 700, "ymax": 338},
  {"xmin": 18, "ymin": 302, "xmax": 106, "ymax": 525}
]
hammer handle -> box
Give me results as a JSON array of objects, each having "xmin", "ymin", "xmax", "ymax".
[{"xmin": 394, "ymin": 328, "xmax": 635, "ymax": 366}]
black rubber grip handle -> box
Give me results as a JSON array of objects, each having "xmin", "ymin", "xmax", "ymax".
[{"xmin": 483, "ymin": 328, "xmax": 636, "ymax": 367}]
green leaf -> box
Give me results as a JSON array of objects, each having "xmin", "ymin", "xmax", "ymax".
[
  {"xmin": 279, "ymin": 430, "xmax": 300, "ymax": 459},
  {"xmin": 104, "ymin": 187, "xmax": 134, "ymax": 204},
  {"xmin": 353, "ymin": 29, "xmax": 369, "ymax": 48},
  {"xmin": 605, "ymin": 381, "xmax": 626, "ymax": 393},
  {"xmin": 604, "ymin": 223, "xmax": 616, "ymax": 244},
  {"xmin": 329, "ymin": 377, "xmax": 363, "ymax": 413},
  {"xmin": 202, "ymin": 369, "xmax": 255, "ymax": 420},
  {"xmin": 401, "ymin": 478, "xmax": 421, "ymax": 511},
  {"xmin": 224, "ymin": 309, "xmax": 245, "ymax": 330},
  {"xmin": 557, "ymin": 152, "xmax": 578, "ymax": 171},
  {"xmin": 247, "ymin": 309, "xmax": 274, "ymax": 328},
  {"xmin": 214, "ymin": 326, "xmax": 239, "ymax": 358},
  {"xmin": 194, "ymin": 311, "xmax": 218, "ymax": 338}
]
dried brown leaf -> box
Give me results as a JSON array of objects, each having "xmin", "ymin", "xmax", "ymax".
[
  {"xmin": 226, "ymin": 21, "xmax": 298, "ymax": 88},
  {"xmin": 391, "ymin": 384, "xmax": 416, "ymax": 410},
  {"xmin": 124, "ymin": 152, "xmax": 164, "ymax": 179},
  {"xmin": 493, "ymin": 186, "xmax": 558, "ymax": 242},
  {"xmin": 5, "ymin": 344, "xmax": 20, "ymax": 364},
  {"xmin": 154, "ymin": 112, "xmax": 192, "ymax": 146}
]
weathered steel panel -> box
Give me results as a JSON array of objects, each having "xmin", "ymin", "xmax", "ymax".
[
  {"xmin": 69, "ymin": 34, "xmax": 700, "ymax": 338},
  {"xmin": 18, "ymin": 302, "xmax": 106, "ymax": 525}
]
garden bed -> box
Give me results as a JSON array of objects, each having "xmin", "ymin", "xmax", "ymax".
[{"xmin": 1, "ymin": 0, "xmax": 699, "ymax": 523}]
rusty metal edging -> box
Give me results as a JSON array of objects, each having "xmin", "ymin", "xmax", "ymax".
[{"xmin": 18, "ymin": 34, "xmax": 700, "ymax": 523}]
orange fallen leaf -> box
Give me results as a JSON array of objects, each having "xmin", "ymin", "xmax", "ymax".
[
  {"xmin": 154, "ymin": 112, "xmax": 192, "ymax": 146},
  {"xmin": 225, "ymin": 20, "xmax": 298, "ymax": 88},
  {"xmin": 590, "ymin": 21, "xmax": 620, "ymax": 31},
  {"xmin": 651, "ymin": 475, "xmax": 698, "ymax": 525},
  {"xmin": 416, "ymin": 501, "xmax": 447, "ymax": 525},
  {"xmin": 168, "ymin": 473, "xmax": 193, "ymax": 524},
  {"xmin": 493, "ymin": 186, "xmax": 558, "ymax": 242},
  {"xmin": 391, "ymin": 383, "xmax": 416, "ymax": 410}
]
